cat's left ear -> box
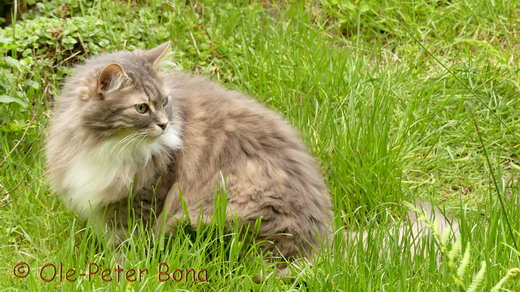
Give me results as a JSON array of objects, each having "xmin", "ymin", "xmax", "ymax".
[
  {"xmin": 144, "ymin": 41, "xmax": 170, "ymax": 67},
  {"xmin": 96, "ymin": 64, "xmax": 130, "ymax": 98}
]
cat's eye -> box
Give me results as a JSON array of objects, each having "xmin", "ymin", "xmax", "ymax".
[
  {"xmin": 162, "ymin": 96, "xmax": 169, "ymax": 107},
  {"xmin": 135, "ymin": 103, "xmax": 149, "ymax": 114}
]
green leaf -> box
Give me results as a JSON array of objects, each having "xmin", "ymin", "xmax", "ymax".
[
  {"xmin": 0, "ymin": 95, "xmax": 27, "ymax": 107},
  {"xmin": 25, "ymin": 80, "xmax": 40, "ymax": 90},
  {"xmin": 5, "ymin": 57, "xmax": 20, "ymax": 68}
]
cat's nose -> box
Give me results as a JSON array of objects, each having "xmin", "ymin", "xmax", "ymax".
[{"xmin": 157, "ymin": 122, "xmax": 168, "ymax": 130}]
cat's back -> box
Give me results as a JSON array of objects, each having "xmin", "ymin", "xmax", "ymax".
[
  {"xmin": 162, "ymin": 72, "xmax": 333, "ymax": 258},
  {"xmin": 164, "ymin": 72, "xmax": 305, "ymax": 150},
  {"xmin": 163, "ymin": 72, "xmax": 323, "ymax": 177}
]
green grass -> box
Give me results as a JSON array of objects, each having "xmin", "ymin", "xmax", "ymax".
[{"xmin": 1, "ymin": 0, "xmax": 519, "ymax": 290}]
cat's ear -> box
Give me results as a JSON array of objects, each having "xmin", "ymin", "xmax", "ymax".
[
  {"xmin": 96, "ymin": 64, "xmax": 130, "ymax": 98},
  {"xmin": 143, "ymin": 41, "xmax": 170, "ymax": 67}
]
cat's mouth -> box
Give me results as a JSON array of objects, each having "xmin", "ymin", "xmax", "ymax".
[
  {"xmin": 150, "ymin": 125, "xmax": 168, "ymax": 138},
  {"xmin": 140, "ymin": 125, "xmax": 170, "ymax": 142}
]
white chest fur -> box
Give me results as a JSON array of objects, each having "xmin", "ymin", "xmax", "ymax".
[{"xmin": 61, "ymin": 127, "xmax": 182, "ymax": 217}]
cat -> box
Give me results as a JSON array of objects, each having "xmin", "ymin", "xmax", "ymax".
[{"xmin": 46, "ymin": 42, "xmax": 333, "ymax": 269}]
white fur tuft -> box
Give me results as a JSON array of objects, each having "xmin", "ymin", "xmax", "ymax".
[
  {"xmin": 158, "ymin": 124, "xmax": 183, "ymax": 149},
  {"xmin": 61, "ymin": 126, "xmax": 182, "ymax": 217}
]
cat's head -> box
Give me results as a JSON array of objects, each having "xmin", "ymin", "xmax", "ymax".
[{"xmin": 77, "ymin": 42, "xmax": 175, "ymax": 143}]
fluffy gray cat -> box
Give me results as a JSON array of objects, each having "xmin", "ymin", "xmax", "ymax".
[{"xmin": 46, "ymin": 42, "xmax": 333, "ymax": 268}]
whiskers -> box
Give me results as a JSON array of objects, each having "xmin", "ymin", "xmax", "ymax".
[{"xmin": 110, "ymin": 131, "xmax": 149, "ymax": 158}]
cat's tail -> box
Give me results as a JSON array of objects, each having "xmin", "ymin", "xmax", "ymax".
[
  {"xmin": 255, "ymin": 200, "xmax": 460, "ymax": 282},
  {"xmin": 346, "ymin": 200, "xmax": 460, "ymax": 252}
]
